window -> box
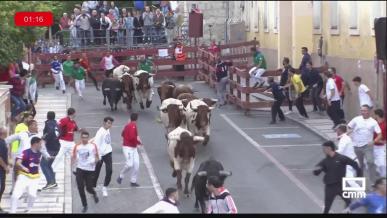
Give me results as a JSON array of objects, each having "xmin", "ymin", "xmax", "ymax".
[
  {"xmin": 349, "ymin": 2, "xmax": 359, "ymax": 35},
  {"xmin": 253, "ymin": 1, "xmax": 259, "ymax": 32},
  {"xmin": 273, "ymin": 1, "xmax": 278, "ymax": 33},
  {"xmin": 330, "ymin": 1, "xmax": 339, "ymax": 35},
  {"xmin": 264, "ymin": 1, "xmax": 269, "ymax": 32},
  {"xmin": 370, "ymin": 1, "xmax": 382, "ymax": 36},
  {"xmin": 313, "ymin": 1, "xmax": 322, "ymax": 34},
  {"xmin": 243, "ymin": 1, "xmax": 250, "ymax": 31}
]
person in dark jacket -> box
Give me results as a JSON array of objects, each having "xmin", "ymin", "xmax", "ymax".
[
  {"xmin": 305, "ymin": 61, "xmax": 324, "ymax": 112},
  {"xmin": 265, "ymin": 77, "xmax": 285, "ymax": 124},
  {"xmin": 0, "ymin": 126, "xmax": 10, "ymax": 213},
  {"xmin": 299, "ymin": 47, "xmax": 311, "ymax": 74},
  {"xmin": 90, "ymin": 10, "xmax": 101, "ymax": 45},
  {"xmin": 280, "ymin": 57, "xmax": 293, "ymax": 112},
  {"xmin": 313, "ymin": 140, "xmax": 363, "ymax": 214},
  {"xmin": 133, "ymin": 10, "xmax": 143, "ymax": 44},
  {"xmin": 8, "ymin": 69, "xmax": 28, "ymax": 119},
  {"xmin": 40, "ymin": 111, "xmax": 60, "ymax": 190},
  {"xmin": 215, "ymin": 55, "xmax": 232, "ymax": 107}
]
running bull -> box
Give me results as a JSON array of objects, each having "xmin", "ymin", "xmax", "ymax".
[
  {"xmin": 160, "ymin": 98, "xmax": 187, "ymax": 135},
  {"xmin": 132, "ymin": 70, "xmax": 154, "ymax": 110},
  {"xmin": 102, "ymin": 78, "xmax": 123, "ymax": 111}
]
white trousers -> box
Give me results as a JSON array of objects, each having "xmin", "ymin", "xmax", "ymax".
[
  {"xmin": 345, "ymin": 165, "xmax": 361, "ymax": 188},
  {"xmin": 374, "ymin": 145, "xmax": 386, "ymax": 177},
  {"xmin": 52, "ymin": 140, "xmax": 75, "ymax": 173},
  {"xmin": 119, "ymin": 146, "xmax": 139, "ymax": 183},
  {"xmin": 53, "ymin": 72, "xmax": 66, "ymax": 91},
  {"xmin": 75, "ymin": 79, "xmax": 85, "ymax": 97},
  {"xmin": 11, "ymin": 174, "xmax": 40, "ymax": 213},
  {"xmin": 249, "ymin": 67, "xmax": 267, "ymax": 87}
]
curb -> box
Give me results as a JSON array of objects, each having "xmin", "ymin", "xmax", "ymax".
[{"xmin": 64, "ymin": 92, "xmax": 72, "ymax": 214}]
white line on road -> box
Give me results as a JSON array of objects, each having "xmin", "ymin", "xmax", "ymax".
[
  {"xmin": 138, "ymin": 146, "xmax": 164, "ymax": 200},
  {"xmin": 260, "ymin": 144, "xmax": 321, "ymax": 148},
  {"xmin": 242, "ymin": 127, "xmax": 300, "ymax": 130},
  {"xmin": 220, "ymin": 114, "xmax": 325, "ymax": 211},
  {"xmin": 107, "ymin": 186, "xmax": 155, "ymax": 190}
]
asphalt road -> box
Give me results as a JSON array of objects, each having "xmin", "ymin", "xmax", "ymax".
[{"xmin": 69, "ymin": 79, "xmax": 351, "ymax": 213}]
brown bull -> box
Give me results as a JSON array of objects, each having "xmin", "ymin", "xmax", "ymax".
[
  {"xmin": 157, "ymin": 80, "xmax": 176, "ymax": 104},
  {"xmin": 173, "ymin": 84, "xmax": 194, "ymax": 99},
  {"xmin": 121, "ymin": 74, "xmax": 134, "ymax": 110}
]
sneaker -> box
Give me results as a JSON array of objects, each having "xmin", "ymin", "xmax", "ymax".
[
  {"xmin": 82, "ymin": 206, "xmax": 88, "ymax": 213},
  {"xmin": 130, "ymin": 182, "xmax": 140, "ymax": 187},
  {"xmin": 46, "ymin": 183, "xmax": 58, "ymax": 189},
  {"xmin": 62, "ymin": 90, "xmax": 66, "ymax": 94},
  {"xmin": 93, "ymin": 194, "xmax": 99, "ymax": 203},
  {"xmin": 56, "ymin": 86, "xmax": 59, "ymax": 90},
  {"xmin": 102, "ymin": 187, "xmax": 108, "ymax": 197},
  {"xmin": 116, "ymin": 176, "xmax": 122, "ymax": 185},
  {"xmin": 41, "ymin": 184, "xmax": 50, "ymax": 190}
]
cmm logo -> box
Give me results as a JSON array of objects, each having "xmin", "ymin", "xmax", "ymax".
[{"xmin": 342, "ymin": 177, "xmax": 366, "ymax": 199}]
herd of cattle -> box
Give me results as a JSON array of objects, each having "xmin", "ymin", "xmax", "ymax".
[{"xmin": 101, "ymin": 65, "xmax": 232, "ymax": 213}]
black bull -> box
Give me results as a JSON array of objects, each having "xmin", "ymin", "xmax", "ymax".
[
  {"xmin": 190, "ymin": 159, "xmax": 232, "ymax": 213},
  {"xmin": 102, "ymin": 78, "xmax": 123, "ymax": 111}
]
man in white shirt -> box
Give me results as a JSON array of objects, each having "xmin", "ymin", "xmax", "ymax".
[
  {"xmin": 91, "ymin": 117, "xmax": 114, "ymax": 197},
  {"xmin": 347, "ymin": 105, "xmax": 382, "ymax": 187},
  {"xmin": 352, "ymin": 76, "xmax": 374, "ymax": 109},
  {"xmin": 72, "ymin": 131, "xmax": 99, "ymax": 213},
  {"xmin": 335, "ymin": 124, "xmax": 360, "ymax": 188},
  {"xmin": 142, "ymin": 187, "xmax": 179, "ymax": 213},
  {"xmin": 325, "ymin": 71, "xmax": 344, "ymax": 129}
]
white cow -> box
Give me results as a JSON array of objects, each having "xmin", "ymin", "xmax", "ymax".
[
  {"xmin": 132, "ymin": 70, "xmax": 154, "ymax": 109},
  {"xmin": 160, "ymin": 98, "xmax": 187, "ymax": 134},
  {"xmin": 113, "ymin": 65, "xmax": 130, "ymax": 81},
  {"xmin": 185, "ymin": 99, "xmax": 215, "ymax": 145},
  {"xmin": 167, "ymin": 126, "xmax": 204, "ymax": 195}
]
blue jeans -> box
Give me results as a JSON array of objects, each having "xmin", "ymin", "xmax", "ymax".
[
  {"xmin": 10, "ymin": 95, "xmax": 26, "ymax": 118},
  {"xmin": 41, "ymin": 156, "xmax": 56, "ymax": 184}
]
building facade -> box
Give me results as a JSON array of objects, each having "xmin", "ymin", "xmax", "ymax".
[{"xmin": 232, "ymin": 1, "xmax": 386, "ymax": 118}]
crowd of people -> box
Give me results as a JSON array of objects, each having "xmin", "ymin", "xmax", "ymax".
[{"xmin": 51, "ymin": 1, "xmax": 180, "ymax": 49}]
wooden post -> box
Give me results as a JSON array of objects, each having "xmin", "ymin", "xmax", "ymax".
[{"xmin": 49, "ymin": 26, "xmax": 52, "ymax": 44}]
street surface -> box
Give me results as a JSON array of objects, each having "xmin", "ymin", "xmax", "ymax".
[{"xmin": 70, "ymin": 79, "xmax": 350, "ymax": 213}]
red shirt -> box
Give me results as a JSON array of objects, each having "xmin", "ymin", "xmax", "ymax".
[
  {"xmin": 333, "ymin": 74, "xmax": 344, "ymax": 96},
  {"xmin": 122, "ymin": 121, "xmax": 141, "ymax": 148},
  {"xmin": 374, "ymin": 120, "xmax": 386, "ymax": 146},
  {"xmin": 79, "ymin": 58, "xmax": 91, "ymax": 72},
  {"xmin": 58, "ymin": 117, "xmax": 79, "ymax": 142}
]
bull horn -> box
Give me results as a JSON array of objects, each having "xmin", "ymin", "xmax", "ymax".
[
  {"xmin": 168, "ymin": 85, "xmax": 175, "ymax": 88},
  {"xmin": 149, "ymin": 73, "xmax": 155, "ymax": 76},
  {"xmin": 209, "ymin": 106, "xmax": 215, "ymax": 110},
  {"xmin": 197, "ymin": 171, "xmax": 207, "ymax": 177},
  {"xmin": 211, "ymin": 98, "xmax": 218, "ymax": 102},
  {"xmin": 219, "ymin": 170, "xmax": 232, "ymax": 176},
  {"xmin": 193, "ymin": 136, "xmax": 205, "ymax": 141}
]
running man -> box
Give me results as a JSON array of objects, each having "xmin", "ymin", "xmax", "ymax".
[
  {"xmin": 52, "ymin": 108, "xmax": 84, "ymax": 173},
  {"xmin": 0, "ymin": 126, "xmax": 10, "ymax": 213},
  {"xmin": 249, "ymin": 46, "xmax": 267, "ymax": 88},
  {"xmin": 206, "ymin": 176, "xmax": 238, "ymax": 214},
  {"xmin": 72, "ymin": 131, "xmax": 99, "ymax": 213},
  {"xmin": 79, "ymin": 52, "xmax": 100, "ymax": 91},
  {"xmin": 50, "ymin": 55, "xmax": 66, "ymax": 94},
  {"xmin": 72, "ymin": 61, "xmax": 86, "ymax": 99},
  {"xmin": 313, "ymin": 141, "xmax": 363, "ymax": 214},
  {"xmin": 10, "ymin": 137, "xmax": 49, "ymax": 213},
  {"xmin": 117, "ymin": 113, "xmax": 142, "ymax": 187},
  {"xmin": 142, "ymin": 187, "xmax": 180, "ymax": 213},
  {"xmin": 91, "ymin": 117, "xmax": 114, "ymax": 197}
]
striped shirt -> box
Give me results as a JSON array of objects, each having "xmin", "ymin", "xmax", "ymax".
[{"xmin": 206, "ymin": 187, "xmax": 237, "ymax": 214}]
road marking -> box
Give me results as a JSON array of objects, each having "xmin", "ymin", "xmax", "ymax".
[
  {"xmin": 107, "ymin": 186, "xmax": 155, "ymax": 190},
  {"xmin": 225, "ymin": 112, "xmax": 267, "ymax": 116},
  {"xmin": 138, "ymin": 146, "xmax": 164, "ymax": 200},
  {"xmin": 242, "ymin": 127, "xmax": 300, "ymax": 130},
  {"xmin": 220, "ymin": 114, "xmax": 325, "ymax": 211},
  {"xmin": 263, "ymin": 133, "xmax": 301, "ymax": 139},
  {"xmin": 260, "ymin": 144, "xmax": 321, "ymax": 148}
]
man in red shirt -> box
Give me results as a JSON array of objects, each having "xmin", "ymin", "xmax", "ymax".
[
  {"xmin": 331, "ymin": 67, "xmax": 349, "ymax": 105},
  {"xmin": 79, "ymin": 52, "xmax": 100, "ymax": 91},
  {"xmin": 52, "ymin": 108, "xmax": 83, "ymax": 173},
  {"xmin": 117, "ymin": 113, "xmax": 142, "ymax": 187},
  {"xmin": 373, "ymin": 109, "xmax": 386, "ymax": 177}
]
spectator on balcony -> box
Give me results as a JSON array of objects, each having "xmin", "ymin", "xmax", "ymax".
[
  {"xmin": 142, "ymin": 6, "xmax": 154, "ymax": 44},
  {"xmin": 100, "ymin": 51, "xmax": 119, "ymax": 77},
  {"xmin": 90, "ymin": 10, "xmax": 101, "ymax": 45},
  {"xmin": 69, "ymin": 14, "xmax": 79, "ymax": 48},
  {"xmin": 72, "ymin": 61, "xmax": 86, "ymax": 99},
  {"xmin": 165, "ymin": 7, "xmax": 176, "ymax": 46},
  {"xmin": 59, "ymin": 13, "xmax": 70, "ymax": 30},
  {"xmin": 133, "ymin": 10, "xmax": 143, "ymax": 45},
  {"xmin": 100, "ymin": 12, "xmax": 112, "ymax": 45},
  {"xmin": 110, "ymin": 1, "xmax": 120, "ymax": 21},
  {"xmin": 153, "ymin": 9, "xmax": 164, "ymax": 43},
  {"xmin": 75, "ymin": 9, "xmax": 91, "ymax": 46},
  {"xmin": 124, "ymin": 11, "xmax": 135, "ymax": 47},
  {"xmin": 8, "ymin": 69, "xmax": 28, "ymax": 119},
  {"xmin": 99, "ymin": 1, "xmax": 110, "ymax": 15}
]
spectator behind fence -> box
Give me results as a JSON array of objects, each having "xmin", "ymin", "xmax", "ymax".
[
  {"xmin": 110, "ymin": 1, "xmax": 120, "ymax": 20},
  {"xmin": 69, "ymin": 14, "xmax": 79, "ymax": 47},
  {"xmin": 59, "ymin": 13, "xmax": 70, "ymax": 30},
  {"xmin": 99, "ymin": 1, "xmax": 110, "ymax": 15},
  {"xmin": 164, "ymin": 7, "xmax": 176, "ymax": 46},
  {"xmin": 100, "ymin": 12, "xmax": 112, "ymax": 45},
  {"xmin": 8, "ymin": 69, "xmax": 28, "ymax": 119},
  {"xmin": 90, "ymin": 10, "xmax": 101, "ymax": 45},
  {"xmin": 153, "ymin": 9, "xmax": 164, "ymax": 43},
  {"xmin": 133, "ymin": 10, "xmax": 143, "ymax": 44},
  {"xmin": 124, "ymin": 11, "xmax": 135, "ymax": 47},
  {"xmin": 75, "ymin": 9, "xmax": 91, "ymax": 46},
  {"xmin": 143, "ymin": 6, "xmax": 154, "ymax": 44}
]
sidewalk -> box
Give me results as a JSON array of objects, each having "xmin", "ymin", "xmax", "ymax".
[{"xmin": 1, "ymin": 88, "xmax": 72, "ymax": 213}]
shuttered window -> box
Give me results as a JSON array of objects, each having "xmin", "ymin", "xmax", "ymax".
[
  {"xmin": 264, "ymin": 1, "xmax": 269, "ymax": 32},
  {"xmin": 349, "ymin": 2, "xmax": 358, "ymax": 30},
  {"xmin": 273, "ymin": 1, "xmax": 278, "ymax": 33},
  {"xmin": 313, "ymin": 1, "xmax": 322, "ymax": 31},
  {"xmin": 253, "ymin": 1, "xmax": 259, "ymax": 32}
]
